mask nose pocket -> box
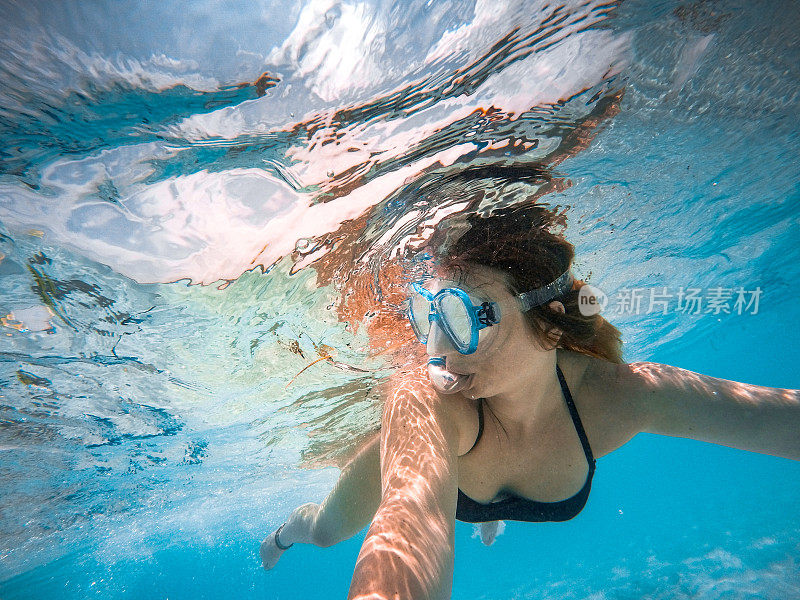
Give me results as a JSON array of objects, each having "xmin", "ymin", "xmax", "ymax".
[{"xmin": 426, "ymin": 318, "xmax": 455, "ymax": 354}]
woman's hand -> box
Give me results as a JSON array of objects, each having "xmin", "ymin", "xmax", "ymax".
[
  {"xmin": 479, "ymin": 520, "xmax": 503, "ymax": 546},
  {"xmin": 260, "ymin": 502, "xmax": 320, "ymax": 570}
]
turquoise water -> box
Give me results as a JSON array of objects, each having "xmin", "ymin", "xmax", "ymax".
[{"xmin": 1, "ymin": 0, "xmax": 799, "ymax": 598}]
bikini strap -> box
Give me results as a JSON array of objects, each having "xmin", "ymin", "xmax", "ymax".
[{"xmin": 556, "ymin": 364, "xmax": 596, "ymax": 470}]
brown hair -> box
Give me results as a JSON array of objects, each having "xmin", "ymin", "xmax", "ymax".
[{"xmin": 437, "ymin": 195, "xmax": 623, "ymax": 365}]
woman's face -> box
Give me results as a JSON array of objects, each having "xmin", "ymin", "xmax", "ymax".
[{"xmin": 421, "ymin": 263, "xmax": 547, "ymax": 399}]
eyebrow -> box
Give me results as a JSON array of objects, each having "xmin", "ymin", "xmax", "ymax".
[
  {"xmin": 425, "ymin": 280, "xmax": 494, "ymax": 304},
  {"xmin": 441, "ymin": 264, "xmax": 476, "ymax": 288},
  {"xmin": 450, "ymin": 268, "xmax": 495, "ymax": 294}
]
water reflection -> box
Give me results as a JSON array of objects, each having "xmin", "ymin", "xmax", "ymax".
[{"xmin": 0, "ymin": 0, "xmax": 798, "ymax": 591}]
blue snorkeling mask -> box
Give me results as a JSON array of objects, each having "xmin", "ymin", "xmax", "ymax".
[
  {"xmin": 408, "ymin": 283, "xmax": 500, "ymax": 355},
  {"xmin": 407, "ymin": 269, "xmax": 573, "ymax": 356}
]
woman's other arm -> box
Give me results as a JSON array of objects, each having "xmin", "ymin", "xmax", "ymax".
[
  {"xmin": 617, "ymin": 361, "xmax": 800, "ymax": 460},
  {"xmin": 347, "ymin": 368, "xmax": 461, "ymax": 600},
  {"xmin": 311, "ymin": 430, "xmax": 382, "ymax": 547}
]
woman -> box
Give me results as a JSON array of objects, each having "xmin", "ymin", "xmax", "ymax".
[{"xmin": 260, "ymin": 202, "xmax": 799, "ymax": 599}]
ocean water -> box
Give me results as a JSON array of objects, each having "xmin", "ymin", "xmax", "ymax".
[{"xmin": 1, "ymin": 0, "xmax": 799, "ymax": 598}]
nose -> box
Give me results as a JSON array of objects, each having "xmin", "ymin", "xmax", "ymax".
[{"xmin": 426, "ymin": 320, "xmax": 457, "ymax": 357}]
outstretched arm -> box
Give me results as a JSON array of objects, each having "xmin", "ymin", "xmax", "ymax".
[
  {"xmin": 618, "ymin": 361, "xmax": 800, "ymax": 460},
  {"xmin": 348, "ymin": 367, "xmax": 460, "ymax": 600}
]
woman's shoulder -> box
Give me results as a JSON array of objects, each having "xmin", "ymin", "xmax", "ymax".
[
  {"xmin": 557, "ymin": 348, "xmax": 598, "ymax": 399},
  {"xmin": 559, "ymin": 349, "xmax": 618, "ymax": 418},
  {"xmin": 561, "ymin": 349, "xmax": 651, "ymax": 457},
  {"xmin": 444, "ymin": 394, "xmax": 482, "ymax": 457}
]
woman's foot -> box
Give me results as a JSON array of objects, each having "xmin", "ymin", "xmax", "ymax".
[{"xmin": 260, "ymin": 502, "xmax": 320, "ymax": 570}]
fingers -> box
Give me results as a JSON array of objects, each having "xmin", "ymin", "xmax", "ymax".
[{"xmin": 479, "ymin": 520, "xmax": 500, "ymax": 546}]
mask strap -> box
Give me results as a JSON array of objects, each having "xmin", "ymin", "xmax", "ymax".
[{"xmin": 517, "ymin": 269, "xmax": 574, "ymax": 311}]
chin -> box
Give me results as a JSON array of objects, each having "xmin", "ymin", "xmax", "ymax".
[
  {"xmin": 471, "ymin": 376, "xmax": 511, "ymax": 400},
  {"xmin": 465, "ymin": 377, "xmax": 487, "ymax": 399}
]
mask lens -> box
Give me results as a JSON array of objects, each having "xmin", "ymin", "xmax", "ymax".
[
  {"xmin": 409, "ymin": 291, "xmax": 431, "ymax": 341},
  {"xmin": 439, "ymin": 293, "xmax": 472, "ymax": 347}
]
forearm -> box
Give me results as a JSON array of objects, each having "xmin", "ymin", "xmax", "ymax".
[
  {"xmin": 695, "ymin": 378, "xmax": 800, "ymax": 459},
  {"xmin": 310, "ymin": 431, "xmax": 382, "ymax": 547},
  {"xmin": 347, "ymin": 495, "xmax": 454, "ymax": 600},
  {"xmin": 634, "ymin": 362, "xmax": 800, "ymax": 460}
]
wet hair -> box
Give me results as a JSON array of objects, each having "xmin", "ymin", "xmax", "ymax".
[{"xmin": 439, "ymin": 202, "xmax": 624, "ymax": 364}]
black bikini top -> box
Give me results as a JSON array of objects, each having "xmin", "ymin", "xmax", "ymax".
[{"xmin": 455, "ymin": 363, "xmax": 596, "ymax": 523}]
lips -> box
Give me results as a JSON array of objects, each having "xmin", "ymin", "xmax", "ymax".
[
  {"xmin": 427, "ymin": 358, "xmax": 474, "ymax": 394},
  {"xmin": 446, "ymin": 367, "xmax": 472, "ymax": 376}
]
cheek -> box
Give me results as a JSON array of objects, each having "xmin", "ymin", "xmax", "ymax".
[
  {"xmin": 471, "ymin": 352, "xmax": 518, "ymax": 397},
  {"xmin": 475, "ymin": 325, "xmax": 519, "ymax": 377}
]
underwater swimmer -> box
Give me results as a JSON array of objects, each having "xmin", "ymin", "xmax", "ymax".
[{"xmin": 260, "ymin": 203, "xmax": 800, "ymax": 600}]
